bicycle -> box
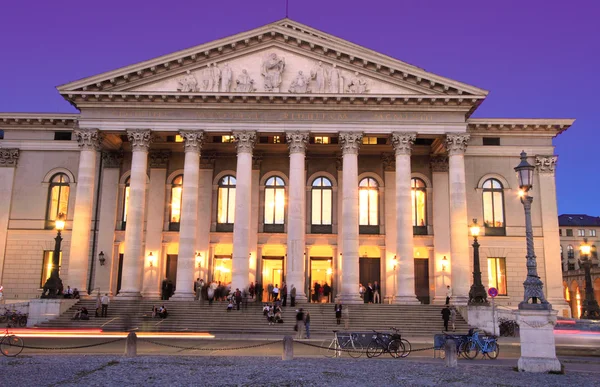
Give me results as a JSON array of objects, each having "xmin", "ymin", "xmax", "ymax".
[
  {"xmin": 438, "ymin": 333, "xmax": 469, "ymax": 359},
  {"xmin": 366, "ymin": 330, "xmax": 405, "ymax": 358},
  {"xmin": 461, "ymin": 330, "xmax": 499, "ymax": 359},
  {"xmin": 321, "ymin": 330, "xmax": 364, "ymax": 358},
  {"xmin": 1, "ymin": 328, "xmax": 24, "ymax": 357},
  {"xmin": 6, "ymin": 310, "xmax": 27, "ymax": 328},
  {"xmin": 389, "ymin": 327, "xmax": 411, "ymax": 358}
]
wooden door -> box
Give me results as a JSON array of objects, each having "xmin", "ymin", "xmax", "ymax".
[
  {"xmin": 359, "ymin": 258, "xmax": 381, "ymax": 288},
  {"xmin": 166, "ymin": 254, "xmax": 178, "ymax": 292},
  {"xmin": 116, "ymin": 253, "xmax": 124, "ymax": 294},
  {"xmin": 414, "ymin": 258, "xmax": 429, "ymax": 304}
]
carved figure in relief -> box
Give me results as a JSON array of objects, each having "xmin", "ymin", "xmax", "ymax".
[
  {"xmin": 220, "ymin": 63, "xmax": 233, "ymax": 92},
  {"xmin": 344, "ymin": 71, "xmax": 368, "ymax": 94},
  {"xmin": 177, "ymin": 70, "xmax": 198, "ymax": 92},
  {"xmin": 211, "ymin": 63, "xmax": 221, "ymax": 92},
  {"xmin": 200, "ymin": 65, "xmax": 211, "ymax": 91},
  {"xmin": 327, "ymin": 63, "xmax": 341, "ymax": 93},
  {"xmin": 236, "ymin": 69, "xmax": 255, "ymax": 92},
  {"xmin": 310, "ymin": 61, "xmax": 326, "ymax": 93},
  {"xmin": 288, "ymin": 71, "xmax": 310, "ymax": 93},
  {"xmin": 261, "ymin": 53, "xmax": 285, "ymax": 92}
]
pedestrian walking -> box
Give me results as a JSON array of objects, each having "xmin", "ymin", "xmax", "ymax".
[
  {"xmin": 334, "ymin": 301, "xmax": 342, "ymax": 325},
  {"xmin": 445, "ymin": 285, "xmax": 452, "ymax": 305},
  {"xmin": 450, "ymin": 307, "xmax": 457, "ymax": 332},
  {"xmin": 101, "ymin": 293, "xmax": 110, "ymax": 317},
  {"xmin": 235, "ymin": 288, "xmax": 242, "ymax": 310},
  {"xmin": 95, "ymin": 292, "xmax": 101, "ymax": 317},
  {"xmin": 295, "ymin": 308, "xmax": 305, "ymax": 339},
  {"xmin": 272, "ymin": 284, "xmax": 280, "ymax": 301},
  {"xmin": 281, "ymin": 283, "xmax": 288, "ymax": 306},
  {"xmin": 304, "ymin": 311, "xmax": 311, "ymax": 339},
  {"xmin": 441, "ymin": 305, "xmax": 451, "ymax": 331},
  {"xmin": 208, "ymin": 282, "xmax": 215, "ymax": 305},
  {"xmin": 290, "ymin": 285, "xmax": 297, "ymax": 307},
  {"xmin": 255, "ymin": 282, "xmax": 263, "ymax": 303}
]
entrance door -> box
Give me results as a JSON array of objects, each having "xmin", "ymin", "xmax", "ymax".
[
  {"xmin": 166, "ymin": 254, "xmax": 178, "ymax": 293},
  {"xmin": 261, "ymin": 256, "xmax": 284, "ymax": 301},
  {"xmin": 414, "ymin": 258, "xmax": 429, "ymax": 304},
  {"xmin": 116, "ymin": 253, "xmax": 124, "ymax": 294},
  {"xmin": 359, "ymin": 257, "xmax": 381, "ymax": 297},
  {"xmin": 309, "ymin": 257, "xmax": 333, "ymax": 303},
  {"xmin": 213, "ymin": 256, "xmax": 232, "ymax": 284}
]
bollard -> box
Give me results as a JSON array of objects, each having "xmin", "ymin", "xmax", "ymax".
[
  {"xmin": 282, "ymin": 335, "xmax": 294, "ymax": 361},
  {"xmin": 124, "ymin": 332, "xmax": 137, "ymax": 357},
  {"xmin": 444, "ymin": 339, "xmax": 457, "ymax": 368}
]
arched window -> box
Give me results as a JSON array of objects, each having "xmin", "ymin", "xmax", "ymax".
[
  {"xmin": 217, "ymin": 175, "xmax": 236, "ymax": 232},
  {"xmin": 482, "ymin": 178, "xmax": 505, "ymax": 236},
  {"xmin": 121, "ymin": 177, "xmax": 130, "ymax": 230},
  {"xmin": 264, "ymin": 176, "xmax": 285, "ymax": 232},
  {"xmin": 411, "ymin": 178, "xmax": 427, "ymax": 235},
  {"xmin": 169, "ymin": 175, "xmax": 183, "ymax": 231},
  {"xmin": 311, "ymin": 177, "xmax": 332, "ymax": 233},
  {"xmin": 46, "ymin": 173, "xmax": 70, "ymax": 229},
  {"xmin": 359, "ymin": 177, "xmax": 379, "ymax": 233}
]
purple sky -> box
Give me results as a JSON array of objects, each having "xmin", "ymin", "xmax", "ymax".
[{"xmin": 1, "ymin": 0, "xmax": 598, "ymax": 215}]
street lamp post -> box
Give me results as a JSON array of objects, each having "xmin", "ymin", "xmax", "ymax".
[
  {"xmin": 41, "ymin": 212, "xmax": 66, "ymax": 298},
  {"xmin": 579, "ymin": 238, "xmax": 600, "ymax": 319},
  {"xmin": 514, "ymin": 151, "xmax": 551, "ymax": 310},
  {"xmin": 468, "ymin": 219, "xmax": 488, "ymax": 305}
]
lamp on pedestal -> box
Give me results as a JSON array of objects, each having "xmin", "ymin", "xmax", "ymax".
[
  {"xmin": 41, "ymin": 213, "xmax": 66, "ymax": 298},
  {"xmin": 468, "ymin": 219, "xmax": 488, "ymax": 305},
  {"xmin": 579, "ymin": 238, "xmax": 600, "ymax": 319}
]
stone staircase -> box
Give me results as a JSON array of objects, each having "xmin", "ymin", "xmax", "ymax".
[{"xmin": 37, "ymin": 299, "xmax": 470, "ymax": 337}]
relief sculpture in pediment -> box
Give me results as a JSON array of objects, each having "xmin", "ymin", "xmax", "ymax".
[
  {"xmin": 200, "ymin": 63, "xmax": 221, "ymax": 92},
  {"xmin": 310, "ymin": 61, "xmax": 326, "ymax": 93},
  {"xmin": 220, "ymin": 63, "xmax": 233, "ymax": 92},
  {"xmin": 344, "ymin": 71, "xmax": 368, "ymax": 94},
  {"xmin": 236, "ymin": 69, "xmax": 255, "ymax": 92},
  {"xmin": 288, "ymin": 71, "xmax": 310, "ymax": 93},
  {"xmin": 261, "ymin": 53, "xmax": 285, "ymax": 92},
  {"xmin": 177, "ymin": 70, "xmax": 199, "ymax": 92},
  {"xmin": 327, "ymin": 64, "xmax": 341, "ymax": 93}
]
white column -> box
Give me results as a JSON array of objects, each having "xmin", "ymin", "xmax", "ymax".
[
  {"xmin": 391, "ymin": 132, "xmax": 420, "ymax": 304},
  {"xmin": 172, "ymin": 131, "xmax": 204, "ymax": 300},
  {"xmin": 446, "ymin": 134, "xmax": 471, "ymax": 305},
  {"xmin": 286, "ymin": 131, "xmax": 309, "ymax": 302},
  {"xmin": 118, "ymin": 129, "xmax": 152, "ymax": 299},
  {"xmin": 431, "ymin": 155, "xmax": 451, "ymax": 304},
  {"xmin": 68, "ymin": 129, "xmax": 101, "ymax": 294},
  {"xmin": 196, "ymin": 155, "xmax": 215, "ymax": 282},
  {"xmin": 382, "ymin": 155, "xmax": 396, "ymax": 303},
  {"xmin": 142, "ymin": 151, "xmax": 169, "ymax": 299},
  {"xmin": 231, "ymin": 131, "xmax": 256, "ymax": 292},
  {"xmin": 248, "ymin": 156, "xmax": 261, "ymax": 284},
  {"xmin": 339, "ymin": 132, "xmax": 363, "ymax": 304},
  {"xmin": 94, "ymin": 152, "xmax": 122, "ymax": 296},
  {"xmin": 0, "ymin": 149, "xmax": 19, "ymax": 283},
  {"xmin": 536, "ymin": 155, "xmax": 570, "ymax": 317}
]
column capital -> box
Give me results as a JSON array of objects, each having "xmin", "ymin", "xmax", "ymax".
[
  {"xmin": 391, "ymin": 132, "xmax": 417, "ymax": 156},
  {"xmin": 149, "ymin": 150, "xmax": 171, "ymax": 168},
  {"xmin": 286, "ymin": 131, "xmax": 309, "ymax": 154},
  {"xmin": 101, "ymin": 151, "xmax": 123, "ymax": 168},
  {"xmin": 445, "ymin": 133, "xmax": 470, "ymax": 156},
  {"xmin": 127, "ymin": 129, "xmax": 152, "ymax": 152},
  {"xmin": 430, "ymin": 155, "xmax": 449, "ymax": 172},
  {"xmin": 339, "ymin": 132, "xmax": 363, "ymax": 155},
  {"xmin": 233, "ymin": 131, "xmax": 256, "ymax": 154},
  {"xmin": 381, "ymin": 153, "xmax": 395, "ymax": 171},
  {"xmin": 0, "ymin": 148, "xmax": 19, "ymax": 167},
  {"xmin": 74, "ymin": 128, "xmax": 102, "ymax": 151},
  {"xmin": 535, "ymin": 155, "xmax": 558, "ymax": 174},
  {"xmin": 179, "ymin": 130, "xmax": 205, "ymax": 153},
  {"xmin": 252, "ymin": 152, "xmax": 263, "ymax": 170}
]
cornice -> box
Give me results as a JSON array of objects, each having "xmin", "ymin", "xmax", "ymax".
[
  {"xmin": 467, "ymin": 118, "xmax": 575, "ymax": 137},
  {"xmin": 0, "ymin": 113, "xmax": 79, "ymax": 130}
]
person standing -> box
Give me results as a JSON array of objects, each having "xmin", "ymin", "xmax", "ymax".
[
  {"xmin": 255, "ymin": 282, "xmax": 263, "ymax": 303},
  {"xmin": 450, "ymin": 307, "xmax": 457, "ymax": 332},
  {"xmin": 272, "ymin": 284, "xmax": 280, "ymax": 301},
  {"xmin": 267, "ymin": 283, "xmax": 274, "ymax": 301},
  {"xmin": 94, "ymin": 292, "xmax": 101, "ymax": 318},
  {"xmin": 101, "ymin": 293, "xmax": 110, "ymax": 317},
  {"xmin": 441, "ymin": 305, "xmax": 451, "ymax": 331},
  {"xmin": 334, "ymin": 301, "xmax": 343, "ymax": 325},
  {"xmin": 290, "ymin": 285, "xmax": 297, "ymax": 307},
  {"xmin": 373, "ymin": 281, "xmax": 381, "ymax": 304},
  {"xmin": 304, "ymin": 310, "xmax": 311, "ymax": 339},
  {"xmin": 364, "ymin": 283, "xmax": 373, "ymax": 304},
  {"xmin": 323, "ymin": 283, "xmax": 331, "ymax": 303},
  {"xmin": 249, "ymin": 282, "xmax": 255, "ymax": 299},
  {"xmin": 295, "ymin": 308, "xmax": 305, "ymax": 339},
  {"xmin": 208, "ymin": 282, "xmax": 216, "ymax": 305},
  {"xmin": 234, "ymin": 288, "xmax": 242, "ymax": 311},
  {"xmin": 281, "ymin": 283, "xmax": 288, "ymax": 306},
  {"xmin": 445, "ymin": 285, "xmax": 452, "ymax": 305},
  {"xmin": 314, "ymin": 282, "xmax": 321, "ymax": 303}
]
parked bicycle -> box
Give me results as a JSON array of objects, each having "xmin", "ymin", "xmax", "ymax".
[
  {"xmin": 498, "ymin": 318, "xmax": 519, "ymax": 337},
  {"xmin": 366, "ymin": 330, "xmax": 405, "ymax": 358},
  {"xmin": 437, "ymin": 333, "xmax": 470, "ymax": 359},
  {"xmin": 322, "ymin": 330, "xmax": 364, "ymax": 358},
  {"xmin": 1, "ymin": 328, "xmax": 24, "ymax": 357},
  {"xmin": 2, "ymin": 309, "xmax": 27, "ymax": 328},
  {"xmin": 389, "ymin": 327, "xmax": 411, "ymax": 358},
  {"xmin": 461, "ymin": 329, "xmax": 499, "ymax": 359}
]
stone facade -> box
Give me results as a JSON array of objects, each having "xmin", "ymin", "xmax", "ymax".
[{"xmin": 0, "ymin": 20, "xmax": 573, "ymax": 314}]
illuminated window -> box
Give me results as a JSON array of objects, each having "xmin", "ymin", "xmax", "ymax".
[
  {"xmin": 121, "ymin": 177, "xmax": 130, "ymax": 230},
  {"xmin": 359, "ymin": 178, "xmax": 378, "ymax": 226},
  {"xmin": 46, "ymin": 173, "xmax": 70, "ymax": 229},
  {"xmin": 578, "ymin": 229, "xmax": 585, "ymax": 237},
  {"xmin": 264, "ymin": 177, "xmax": 285, "ymax": 227},
  {"xmin": 170, "ymin": 175, "xmax": 183, "ymax": 230},
  {"xmin": 362, "ymin": 136, "xmax": 378, "ymax": 145},
  {"xmin": 411, "ymin": 178, "xmax": 427, "ymax": 234},
  {"xmin": 175, "ymin": 134, "xmax": 184, "ymax": 143},
  {"xmin": 217, "ymin": 175, "xmax": 236, "ymax": 231},
  {"xmin": 213, "ymin": 256, "xmax": 232, "ymax": 284},
  {"xmin": 590, "ymin": 230, "xmax": 597, "ymax": 237},
  {"xmin": 314, "ymin": 136, "xmax": 330, "ymax": 144},
  {"xmin": 487, "ymin": 257, "xmax": 507, "ymax": 296},
  {"xmin": 482, "ymin": 179, "xmax": 505, "ymax": 235},
  {"xmin": 222, "ymin": 135, "xmax": 234, "ymax": 143},
  {"xmin": 40, "ymin": 250, "xmax": 62, "ymax": 288},
  {"xmin": 311, "ymin": 177, "xmax": 332, "ymax": 232},
  {"xmin": 273, "ymin": 135, "xmax": 281, "ymax": 144},
  {"xmin": 567, "ymin": 245, "xmax": 574, "ymax": 259}
]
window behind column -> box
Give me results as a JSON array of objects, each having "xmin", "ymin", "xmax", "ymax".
[
  {"xmin": 359, "ymin": 177, "xmax": 379, "ymax": 234},
  {"xmin": 487, "ymin": 257, "xmax": 507, "ymax": 296},
  {"xmin": 120, "ymin": 177, "xmax": 130, "ymax": 230},
  {"xmin": 411, "ymin": 178, "xmax": 427, "ymax": 235},
  {"xmin": 264, "ymin": 176, "xmax": 285, "ymax": 233},
  {"xmin": 46, "ymin": 173, "xmax": 70, "ymax": 229},
  {"xmin": 169, "ymin": 175, "xmax": 183, "ymax": 231},
  {"xmin": 217, "ymin": 175, "xmax": 236, "ymax": 232},
  {"xmin": 482, "ymin": 179, "xmax": 506, "ymax": 236},
  {"xmin": 40, "ymin": 251, "xmax": 62, "ymax": 288},
  {"xmin": 311, "ymin": 177, "xmax": 332, "ymax": 234}
]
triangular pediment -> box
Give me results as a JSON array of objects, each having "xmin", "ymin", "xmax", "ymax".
[{"xmin": 58, "ymin": 19, "xmax": 488, "ymax": 98}]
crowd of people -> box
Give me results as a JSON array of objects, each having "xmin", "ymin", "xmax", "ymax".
[
  {"xmin": 358, "ymin": 282, "xmax": 381, "ymax": 303},
  {"xmin": 310, "ymin": 282, "xmax": 332, "ymax": 303}
]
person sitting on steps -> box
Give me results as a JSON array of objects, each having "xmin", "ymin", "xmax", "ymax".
[{"xmin": 158, "ymin": 305, "xmax": 168, "ymax": 319}]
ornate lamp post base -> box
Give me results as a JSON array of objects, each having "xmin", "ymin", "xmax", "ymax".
[{"xmin": 41, "ymin": 275, "xmax": 63, "ymax": 299}]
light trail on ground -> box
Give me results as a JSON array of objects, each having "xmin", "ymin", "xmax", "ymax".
[{"xmin": 3, "ymin": 328, "xmax": 214, "ymax": 339}]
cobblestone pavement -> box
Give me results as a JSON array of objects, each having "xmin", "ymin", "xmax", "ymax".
[{"xmin": 0, "ymin": 355, "xmax": 598, "ymax": 387}]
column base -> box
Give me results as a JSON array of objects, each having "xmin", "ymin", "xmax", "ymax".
[
  {"xmin": 170, "ymin": 291, "xmax": 195, "ymax": 301},
  {"xmin": 450, "ymin": 295, "xmax": 468, "ymax": 306},
  {"xmin": 338, "ymin": 293, "xmax": 364, "ymax": 304},
  {"xmin": 394, "ymin": 296, "xmax": 421, "ymax": 305},
  {"xmin": 293, "ymin": 294, "xmax": 308, "ymax": 304},
  {"xmin": 116, "ymin": 291, "xmax": 143, "ymax": 300},
  {"xmin": 141, "ymin": 291, "xmax": 161, "ymax": 300},
  {"xmin": 432, "ymin": 296, "xmax": 447, "ymax": 305}
]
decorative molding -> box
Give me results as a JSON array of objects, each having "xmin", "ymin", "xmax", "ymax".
[
  {"xmin": 520, "ymin": 319, "xmax": 556, "ymax": 329},
  {"xmin": 468, "ymin": 119, "xmax": 574, "ymax": 137},
  {"xmin": 252, "ymin": 153, "xmax": 263, "ymax": 170},
  {"xmin": 233, "ymin": 130, "xmax": 257, "ymax": 154},
  {"xmin": 430, "ymin": 155, "xmax": 449, "ymax": 173},
  {"xmin": 74, "ymin": 128, "xmax": 102, "ymax": 151},
  {"xmin": 381, "ymin": 153, "xmax": 395, "ymax": 171},
  {"xmin": 0, "ymin": 148, "xmax": 19, "ymax": 167},
  {"xmin": 339, "ymin": 132, "xmax": 363, "ymax": 155},
  {"xmin": 101, "ymin": 151, "xmax": 123, "ymax": 168},
  {"xmin": 200, "ymin": 151, "xmax": 217, "ymax": 169},
  {"xmin": 335, "ymin": 155, "xmax": 343, "ymax": 171},
  {"xmin": 391, "ymin": 132, "xmax": 417, "ymax": 156},
  {"xmin": 179, "ymin": 130, "xmax": 205, "ymax": 153},
  {"xmin": 535, "ymin": 155, "xmax": 558, "ymax": 174},
  {"xmin": 286, "ymin": 131, "xmax": 309, "ymax": 154},
  {"xmin": 149, "ymin": 150, "xmax": 170, "ymax": 168},
  {"xmin": 445, "ymin": 133, "xmax": 470, "ymax": 156},
  {"xmin": 126, "ymin": 129, "xmax": 152, "ymax": 151}
]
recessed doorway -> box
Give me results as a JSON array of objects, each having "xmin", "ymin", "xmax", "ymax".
[
  {"xmin": 309, "ymin": 257, "xmax": 333, "ymax": 303},
  {"xmin": 261, "ymin": 256, "xmax": 284, "ymax": 301},
  {"xmin": 213, "ymin": 255, "xmax": 232, "ymax": 284}
]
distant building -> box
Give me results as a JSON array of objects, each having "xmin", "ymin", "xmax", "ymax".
[{"xmin": 559, "ymin": 214, "xmax": 600, "ymax": 318}]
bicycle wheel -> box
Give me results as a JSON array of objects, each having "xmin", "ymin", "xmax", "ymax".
[
  {"xmin": 461, "ymin": 339, "xmax": 479, "ymax": 360},
  {"xmin": 348, "ymin": 340, "xmax": 364, "ymax": 358},
  {"xmin": 400, "ymin": 339, "xmax": 411, "ymax": 358},
  {"xmin": 366, "ymin": 340, "xmax": 383, "ymax": 358},
  {"xmin": 0, "ymin": 315, "xmax": 7, "ymax": 324},
  {"xmin": 387, "ymin": 339, "xmax": 405, "ymax": 358},
  {"xmin": 1, "ymin": 335, "xmax": 24, "ymax": 357},
  {"xmin": 18, "ymin": 316, "xmax": 27, "ymax": 328},
  {"xmin": 486, "ymin": 342, "xmax": 500, "ymax": 359},
  {"xmin": 322, "ymin": 339, "xmax": 337, "ymax": 358}
]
